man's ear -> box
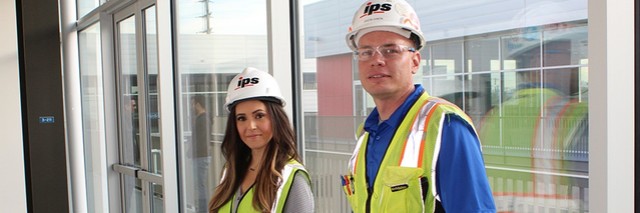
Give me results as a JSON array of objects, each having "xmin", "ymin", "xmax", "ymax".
[{"xmin": 411, "ymin": 51, "xmax": 421, "ymax": 74}]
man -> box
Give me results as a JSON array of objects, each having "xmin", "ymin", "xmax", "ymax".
[
  {"xmin": 190, "ymin": 95, "xmax": 211, "ymax": 213},
  {"xmin": 341, "ymin": 0, "xmax": 496, "ymax": 212},
  {"xmin": 121, "ymin": 96, "xmax": 140, "ymax": 212}
]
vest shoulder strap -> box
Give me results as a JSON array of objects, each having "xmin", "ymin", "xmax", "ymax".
[{"xmin": 272, "ymin": 160, "xmax": 308, "ymax": 212}]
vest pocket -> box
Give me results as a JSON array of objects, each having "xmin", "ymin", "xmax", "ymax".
[
  {"xmin": 378, "ymin": 166, "xmax": 424, "ymax": 212},
  {"xmin": 340, "ymin": 174, "xmax": 358, "ymax": 211}
]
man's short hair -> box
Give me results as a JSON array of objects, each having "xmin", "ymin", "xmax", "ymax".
[{"xmin": 409, "ymin": 33, "xmax": 422, "ymax": 50}]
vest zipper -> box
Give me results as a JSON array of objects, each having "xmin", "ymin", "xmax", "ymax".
[
  {"xmin": 364, "ymin": 136, "xmax": 372, "ymax": 213},
  {"xmin": 366, "ymin": 187, "xmax": 373, "ymax": 213},
  {"xmin": 363, "ymin": 99, "xmax": 419, "ymax": 213}
]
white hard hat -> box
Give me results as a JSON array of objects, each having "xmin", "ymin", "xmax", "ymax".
[
  {"xmin": 224, "ymin": 67, "xmax": 285, "ymax": 111},
  {"xmin": 346, "ymin": 0, "xmax": 425, "ymax": 51}
]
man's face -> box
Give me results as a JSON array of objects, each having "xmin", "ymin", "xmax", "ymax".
[
  {"xmin": 191, "ymin": 100, "xmax": 201, "ymax": 114},
  {"xmin": 128, "ymin": 99, "xmax": 137, "ymax": 112},
  {"xmin": 357, "ymin": 31, "xmax": 421, "ymax": 100}
]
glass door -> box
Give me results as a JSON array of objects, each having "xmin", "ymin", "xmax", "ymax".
[{"xmin": 112, "ymin": 2, "xmax": 164, "ymax": 212}]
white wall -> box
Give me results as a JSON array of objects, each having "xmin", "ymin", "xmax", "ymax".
[
  {"xmin": 589, "ymin": 0, "xmax": 635, "ymax": 211},
  {"xmin": 0, "ymin": 0, "xmax": 28, "ymax": 212}
]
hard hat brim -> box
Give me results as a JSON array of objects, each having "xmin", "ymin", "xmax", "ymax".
[
  {"xmin": 355, "ymin": 26, "xmax": 412, "ymax": 46},
  {"xmin": 225, "ymin": 96, "xmax": 285, "ymax": 112},
  {"xmin": 346, "ymin": 25, "xmax": 426, "ymax": 51}
]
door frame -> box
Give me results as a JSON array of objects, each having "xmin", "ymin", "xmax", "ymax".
[
  {"xmin": 109, "ymin": 0, "xmax": 178, "ymax": 212},
  {"xmin": 103, "ymin": 0, "xmax": 178, "ymax": 212}
]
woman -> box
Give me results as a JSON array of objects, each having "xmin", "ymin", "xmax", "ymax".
[{"xmin": 208, "ymin": 67, "xmax": 314, "ymax": 213}]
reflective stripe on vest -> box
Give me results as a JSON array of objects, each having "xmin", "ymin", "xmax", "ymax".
[
  {"xmin": 272, "ymin": 162, "xmax": 307, "ymax": 212},
  {"xmin": 348, "ymin": 98, "xmax": 438, "ymax": 174},
  {"xmin": 399, "ymin": 100, "xmax": 437, "ymax": 168}
]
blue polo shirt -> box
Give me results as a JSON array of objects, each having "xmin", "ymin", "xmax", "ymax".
[
  {"xmin": 363, "ymin": 85, "xmax": 424, "ymax": 187},
  {"xmin": 363, "ymin": 84, "xmax": 496, "ymax": 212}
]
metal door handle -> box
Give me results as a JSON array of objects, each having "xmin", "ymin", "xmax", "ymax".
[
  {"xmin": 112, "ymin": 164, "xmax": 163, "ymax": 184},
  {"xmin": 112, "ymin": 164, "xmax": 138, "ymax": 177}
]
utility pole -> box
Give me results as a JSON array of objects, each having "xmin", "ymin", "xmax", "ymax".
[{"xmin": 198, "ymin": 0, "xmax": 213, "ymax": 34}]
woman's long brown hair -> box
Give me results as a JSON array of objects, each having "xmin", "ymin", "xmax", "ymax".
[{"xmin": 209, "ymin": 99, "xmax": 300, "ymax": 212}]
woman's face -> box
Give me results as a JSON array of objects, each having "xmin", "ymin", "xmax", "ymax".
[{"xmin": 234, "ymin": 99, "xmax": 273, "ymax": 152}]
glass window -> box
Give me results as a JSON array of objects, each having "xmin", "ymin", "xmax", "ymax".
[
  {"xmin": 465, "ymin": 38, "xmax": 500, "ymax": 72},
  {"xmin": 303, "ymin": 72, "xmax": 317, "ymax": 90},
  {"xmin": 298, "ymin": 0, "xmax": 588, "ymax": 212},
  {"xmin": 78, "ymin": 22, "xmax": 104, "ymax": 213},
  {"xmin": 465, "ymin": 72, "xmax": 500, "ymax": 124},
  {"xmin": 432, "ymin": 41, "xmax": 463, "ymax": 75},
  {"xmin": 175, "ymin": 0, "xmax": 268, "ymax": 212},
  {"xmin": 299, "ymin": 1, "xmax": 360, "ymax": 212},
  {"xmin": 142, "ymin": 6, "xmax": 164, "ymax": 211},
  {"xmin": 420, "ymin": 46, "xmax": 431, "ymax": 76},
  {"xmin": 430, "ymin": 75, "xmax": 464, "ymax": 106},
  {"xmin": 502, "ymin": 31, "xmax": 541, "ymax": 69},
  {"xmin": 116, "ymin": 14, "xmax": 143, "ymax": 213},
  {"xmin": 543, "ymin": 24, "xmax": 588, "ymax": 67},
  {"xmin": 77, "ymin": 0, "xmax": 106, "ymax": 18}
]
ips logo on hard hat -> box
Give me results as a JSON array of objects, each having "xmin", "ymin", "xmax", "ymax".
[
  {"xmin": 235, "ymin": 77, "xmax": 260, "ymax": 90},
  {"xmin": 361, "ymin": 2, "xmax": 392, "ymax": 17}
]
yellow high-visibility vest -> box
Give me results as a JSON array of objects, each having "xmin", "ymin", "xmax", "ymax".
[
  {"xmin": 218, "ymin": 160, "xmax": 309, "ymax": 213},
  {"xmin": 343, "ymin": 92, "xmax": 475, "ymax": 213}
]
